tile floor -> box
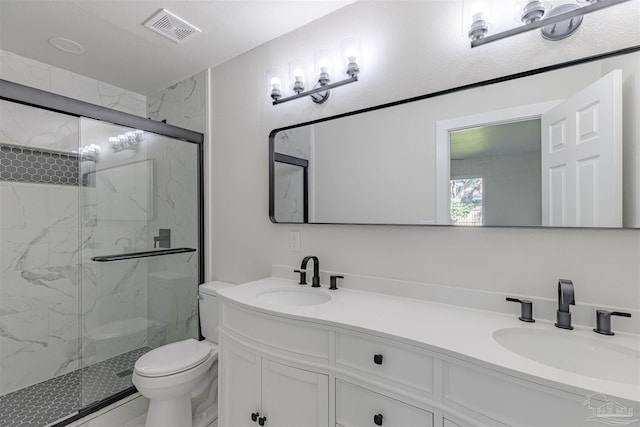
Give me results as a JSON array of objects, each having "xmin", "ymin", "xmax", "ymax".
[{"xmin": 0, "ymin": 347, "xmax": 150, "ymax": 427}]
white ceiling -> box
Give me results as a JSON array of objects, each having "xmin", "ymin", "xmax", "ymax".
[{"xmin": 0, "ymin": 0, "xmax": 354, "ymax": 95}]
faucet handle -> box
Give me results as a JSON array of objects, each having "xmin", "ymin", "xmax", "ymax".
[
  {"xmin": 506, "ymin": 297, "xmax": 535, "ymax": 323},
  {"xmin": 294, "ymin": 269, "xmax": 307, "ymax": 285},
  {"xmin": 329, "ymin": 275, "xmax": 344, "ymax": 290},
  {"xmin": 594, "ymin": 310, "xmax": 631, "ymax": 336}
]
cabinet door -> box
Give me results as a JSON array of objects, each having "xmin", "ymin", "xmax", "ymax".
[
  {"xmin": 261, "ymin": 359, "xmax": 329, "ymax": 427},
  {"xmin": 219, "ymin": 338, "xmax": 262, "ymax": 427}
]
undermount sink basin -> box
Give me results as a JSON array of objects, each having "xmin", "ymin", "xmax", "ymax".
[
  {"xmin": 493, "ymin": 328, "xmax": 640, "ymax": 384},
  {"xmin": 256, "ymin": 288, "xmax": 331, "ymax": 307}
]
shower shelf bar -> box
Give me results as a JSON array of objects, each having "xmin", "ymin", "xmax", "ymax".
[{"xmin": 91, "ymin": 248, "xmax": 196, "ymax": 262}]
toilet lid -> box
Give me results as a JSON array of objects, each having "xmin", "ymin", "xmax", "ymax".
[{"xmin": 134, "ymin": 338, "xmax": 215, "ymax": 377}]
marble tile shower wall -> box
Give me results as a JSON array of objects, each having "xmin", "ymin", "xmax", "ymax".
[
  {"xmin": 0, "ymin": 50, "xmax": 149, "ymax": 396},
  {"xmin": 147, "ymin": 70, "xmax": 206, "ymax": 133},
  {"xmin": 0, "ymin": 50, "xmax": 146, "ymax": 117}
]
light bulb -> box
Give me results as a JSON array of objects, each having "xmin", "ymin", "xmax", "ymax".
[
  {"xmin": 266, "ymin": 69, "xmax": 284, "ymax": 101},
  {"xmin": 341, "ymin": 37, "xmax": 362, "ymax": 77},
  {"xmin": 270, "ymin": 77, "xmax": 282, "ymax": 98},
  {"xmin": 314, "ymin": 49, "xmax": 332, "ymax": 86},
  {"xmin": 469, "ymin": 1, "xmax": 489, "ymax": 20},
  {"xmin": 289, "ymin": 60, "xmax": 306, "ymax": 94},
  {"xmin": 468, "ymin": 2, "xmax": 490, "ymax": 41},
  {"xmin": 521, "ymin": 0, "xmax": 546, "ymax": 24}
]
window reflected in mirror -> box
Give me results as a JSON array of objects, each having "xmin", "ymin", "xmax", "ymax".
[{"xmin": 450, "ymin": 178, "xmax": 483, "ymax": 226}]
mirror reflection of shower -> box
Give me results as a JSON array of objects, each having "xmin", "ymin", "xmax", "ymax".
[
  {"xmin": 77, "ymin": 143, "xmax": 101, "ymax": 162},
  {"xmin": 110, "ymin": 129, "xmax": 144, "ymax": 153}
]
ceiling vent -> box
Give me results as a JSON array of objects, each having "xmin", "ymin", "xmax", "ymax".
[{"xmin": 142, "ymin": 9, "xmax": 201, "ymax": 44}]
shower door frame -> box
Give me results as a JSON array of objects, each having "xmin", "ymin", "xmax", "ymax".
[{"xmin": 0, "ymin": 79, "xmax": 206, "ymax": 426}]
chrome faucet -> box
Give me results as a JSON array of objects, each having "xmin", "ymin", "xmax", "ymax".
[
  {"xmin": 555, "ymin": 279, "xmax": 575, "ymax": 330},
  {"xmin": 297, "ymin": 256, "xmax": 320, "ymax": 287}
]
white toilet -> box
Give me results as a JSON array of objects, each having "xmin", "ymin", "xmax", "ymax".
[{"xmin": 132, "ymin": 281, "xmax": 234, "ymax": 427}]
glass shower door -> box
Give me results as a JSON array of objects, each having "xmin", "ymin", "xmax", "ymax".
[
  {"xmin": 79, "ymin": 118, "xmax": 200, "ymax": 409},
  {"xmin": 0, "ymin": 100, "xmax": 82, "ymax": 426}
]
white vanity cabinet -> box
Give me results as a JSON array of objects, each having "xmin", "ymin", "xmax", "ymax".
[
  {"xmin": 219, "ymin": 337, "xmax": 329, "ymax": 427},
  {"xmin": 218, "ymin": 303, "xmax": 330, "ymax": 427},
  {"xmin": 219, "ymin": 338, "xmax": 261, "ymax": 427},
  {"xmin": 217, "ymin": 282, "xmax": 639, "ymax": 427}
]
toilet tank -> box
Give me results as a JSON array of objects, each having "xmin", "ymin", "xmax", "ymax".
[{"xmin": 199, "ymin": 281, "xmax": 235, "ymax": 342}]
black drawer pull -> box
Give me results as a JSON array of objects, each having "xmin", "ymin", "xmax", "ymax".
[
  {"xmin": 258, "ymin": 416, "xmax": 267, "ymax": 426},
  {"xmin": 374, "ymin": 413, "xmax": 384, "ymax": 426},
  {"xmin": 373, "ymin": 354, "xmax": 383, "ymax": 365},
  {"xmin": 251, "ymin": 412, "xmax": 259, "ymax": 422}
]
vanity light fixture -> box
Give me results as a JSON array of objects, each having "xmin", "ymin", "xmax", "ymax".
[
  {"xmin": 268, "ymin": 38, "xmax": 362, "ymax": 105},
  {"xmin": 469, "ymin": 0, "xmax": 631, "ymax": 47}
]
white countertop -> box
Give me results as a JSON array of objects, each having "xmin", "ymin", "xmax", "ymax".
[{"xmin": 217, "ymin": 277, "xmax": 640, "ymax": 403}]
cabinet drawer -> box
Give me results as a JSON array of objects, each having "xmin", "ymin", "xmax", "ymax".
[
  {"xmin": 442, "ymin": 360, "xmax": 637, "ymax": 427},
  {"xmin": 335, "ymin": 331, "xmax": 433, "ymax": 395},
  {"xmin": 221, "ymin": 302, "xmax": 329, "ymax": 359},
  {"xmin": 336, "ymin": 380, "xmax": 433, "ymax": 427}
]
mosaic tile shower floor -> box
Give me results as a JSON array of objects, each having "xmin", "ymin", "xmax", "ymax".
[{"xmin": 0, "ymin": 347, "xmax": 151, "ymax": 427}]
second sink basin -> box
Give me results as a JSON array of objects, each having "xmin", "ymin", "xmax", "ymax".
[
  {"xmin": 256, "ymin": 288, "xmax": 331, "ymax": 307},
  {"xmin": 493, "ymin": 327, "xmax": 639, "ymax": 384}
]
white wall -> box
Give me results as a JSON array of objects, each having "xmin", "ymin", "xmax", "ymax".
[{"xmin": 208, "ymin": 1, "xmax": 640, "ymax": 310}]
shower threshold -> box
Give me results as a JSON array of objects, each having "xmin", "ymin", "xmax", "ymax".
[{"xmin": 0, "ymin": 347, "xmax": 151, "ymax": 427}]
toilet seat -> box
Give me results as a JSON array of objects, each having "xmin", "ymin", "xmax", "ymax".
[{"xmin": 135, "ymin": 338, "xmax": 217, "ymax": 378}]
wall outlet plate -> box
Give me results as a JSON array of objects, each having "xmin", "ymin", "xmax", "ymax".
[{"xmin": 289, "ymin": 231, "xmax": 301, "ymax": 252}]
